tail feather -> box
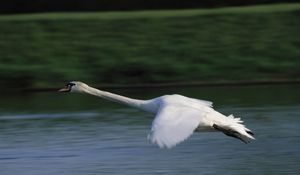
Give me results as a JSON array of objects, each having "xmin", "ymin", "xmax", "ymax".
[
  {"xmin": 213, "ymin": 114, "xmax": 255, "ymax": 143},
  {"xmin": 228, "ymin": 114, "xmax": 243, "ymax": 123},
  {"xmin": 213, "ymin": 124, "xmax": 246, "ymax": 143}
]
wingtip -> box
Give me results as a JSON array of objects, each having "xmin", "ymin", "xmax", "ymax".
[{"xmin": 148, "ymin": 133, "xmax": 177, "ymax": 149}]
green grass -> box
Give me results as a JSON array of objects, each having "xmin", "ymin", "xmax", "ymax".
[{"xmin": 0, "ymin": 3, "xmax": 300, "ymax": 90}]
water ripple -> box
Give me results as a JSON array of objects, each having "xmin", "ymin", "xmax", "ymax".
[{"xmin": 0, "ymin": 112, "xmax": 101, "ymax": 120}]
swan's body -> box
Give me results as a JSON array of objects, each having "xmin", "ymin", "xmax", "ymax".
[{"xmin": 60, "ymin": 81, "xmax": 255, "ymax": 148}]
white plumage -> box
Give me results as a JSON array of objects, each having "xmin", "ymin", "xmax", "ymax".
[{"xmin": 60, "ymin": 81, "xmax": 255, "ymax": 148}]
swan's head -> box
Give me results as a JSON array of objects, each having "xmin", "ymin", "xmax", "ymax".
[{"xmin": 59, "ymin": 81, "xmax": 89, "ymax": 93}]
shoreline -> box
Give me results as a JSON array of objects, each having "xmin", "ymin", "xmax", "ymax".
[{"xmin": 25, "ymin": 79, "xmax": 300, "ymax": 92}]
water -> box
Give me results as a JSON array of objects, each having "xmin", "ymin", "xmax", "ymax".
[{"xmin": 0, "ymin": 85, "xmax": 299, "ymax": 175}]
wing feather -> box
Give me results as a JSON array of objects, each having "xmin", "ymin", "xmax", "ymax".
[
  {"xmin": 148, "ymin": 104, "xmax": 207, "ymax": 148},
  {"xmin": 191, "ymin": 98, "xmax": 213, "ymax": 107}
]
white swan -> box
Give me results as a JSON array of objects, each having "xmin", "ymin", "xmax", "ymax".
[{"xmin": 59, "ymin": 81, "xmax": 255, "ymax": 148}]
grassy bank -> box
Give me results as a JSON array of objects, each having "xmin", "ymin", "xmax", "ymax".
[{"xmin": 0, "ymin": 3, "xmax": 300, "ymax": 90}]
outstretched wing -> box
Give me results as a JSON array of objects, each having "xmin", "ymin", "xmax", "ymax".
[
  {"xmin": 192, "ymin": 98, "xmax": 213, "ymax": 107},
  {"xmin": 148, "ymin": 104, "xmax": 207, "ymax": 148}
]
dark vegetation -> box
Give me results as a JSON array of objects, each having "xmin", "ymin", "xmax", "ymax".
[{"xmin": 0, "ymin": 4, "xmax": 300, "ymax": 90}]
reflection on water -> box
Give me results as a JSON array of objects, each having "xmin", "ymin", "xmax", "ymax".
[{"xmin": 0, "ymin": 85, "xmax": 299, "ymax": 175}]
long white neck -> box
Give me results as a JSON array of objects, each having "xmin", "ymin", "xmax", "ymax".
[{"xmin": 81, "ymin": 86, "xmax": 157, "ymax": 113}]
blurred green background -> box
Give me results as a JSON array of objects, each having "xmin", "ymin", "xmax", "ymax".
[{"xmin": 0, "ymin": 3, "xmax": 299, "ymax": 90}]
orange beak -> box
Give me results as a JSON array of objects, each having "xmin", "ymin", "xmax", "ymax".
[{"xmin": 58, "ymin": 86, "xmax": 71, "ymax": 92}]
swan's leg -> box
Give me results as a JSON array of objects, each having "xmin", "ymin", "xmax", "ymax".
[{"xmin": 212, "ymin": 124, "xmax": 249, "ymax": 144}]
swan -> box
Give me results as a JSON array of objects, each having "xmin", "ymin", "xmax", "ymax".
[{"xmin": 59, "ymin": 81, "xmax": 255, "ymax": 148}]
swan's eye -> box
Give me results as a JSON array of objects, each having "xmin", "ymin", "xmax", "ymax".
[
  {"xmin": 59, "ymin": 82, "xmax": 76, "ymax": 92},
  {"xmin": 65, "ymin": 83, "xmax": 76, "ymax": 90},
  {"xmin": 67, "ymin": 83, "xmax": 76, "ymax": 87}
]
